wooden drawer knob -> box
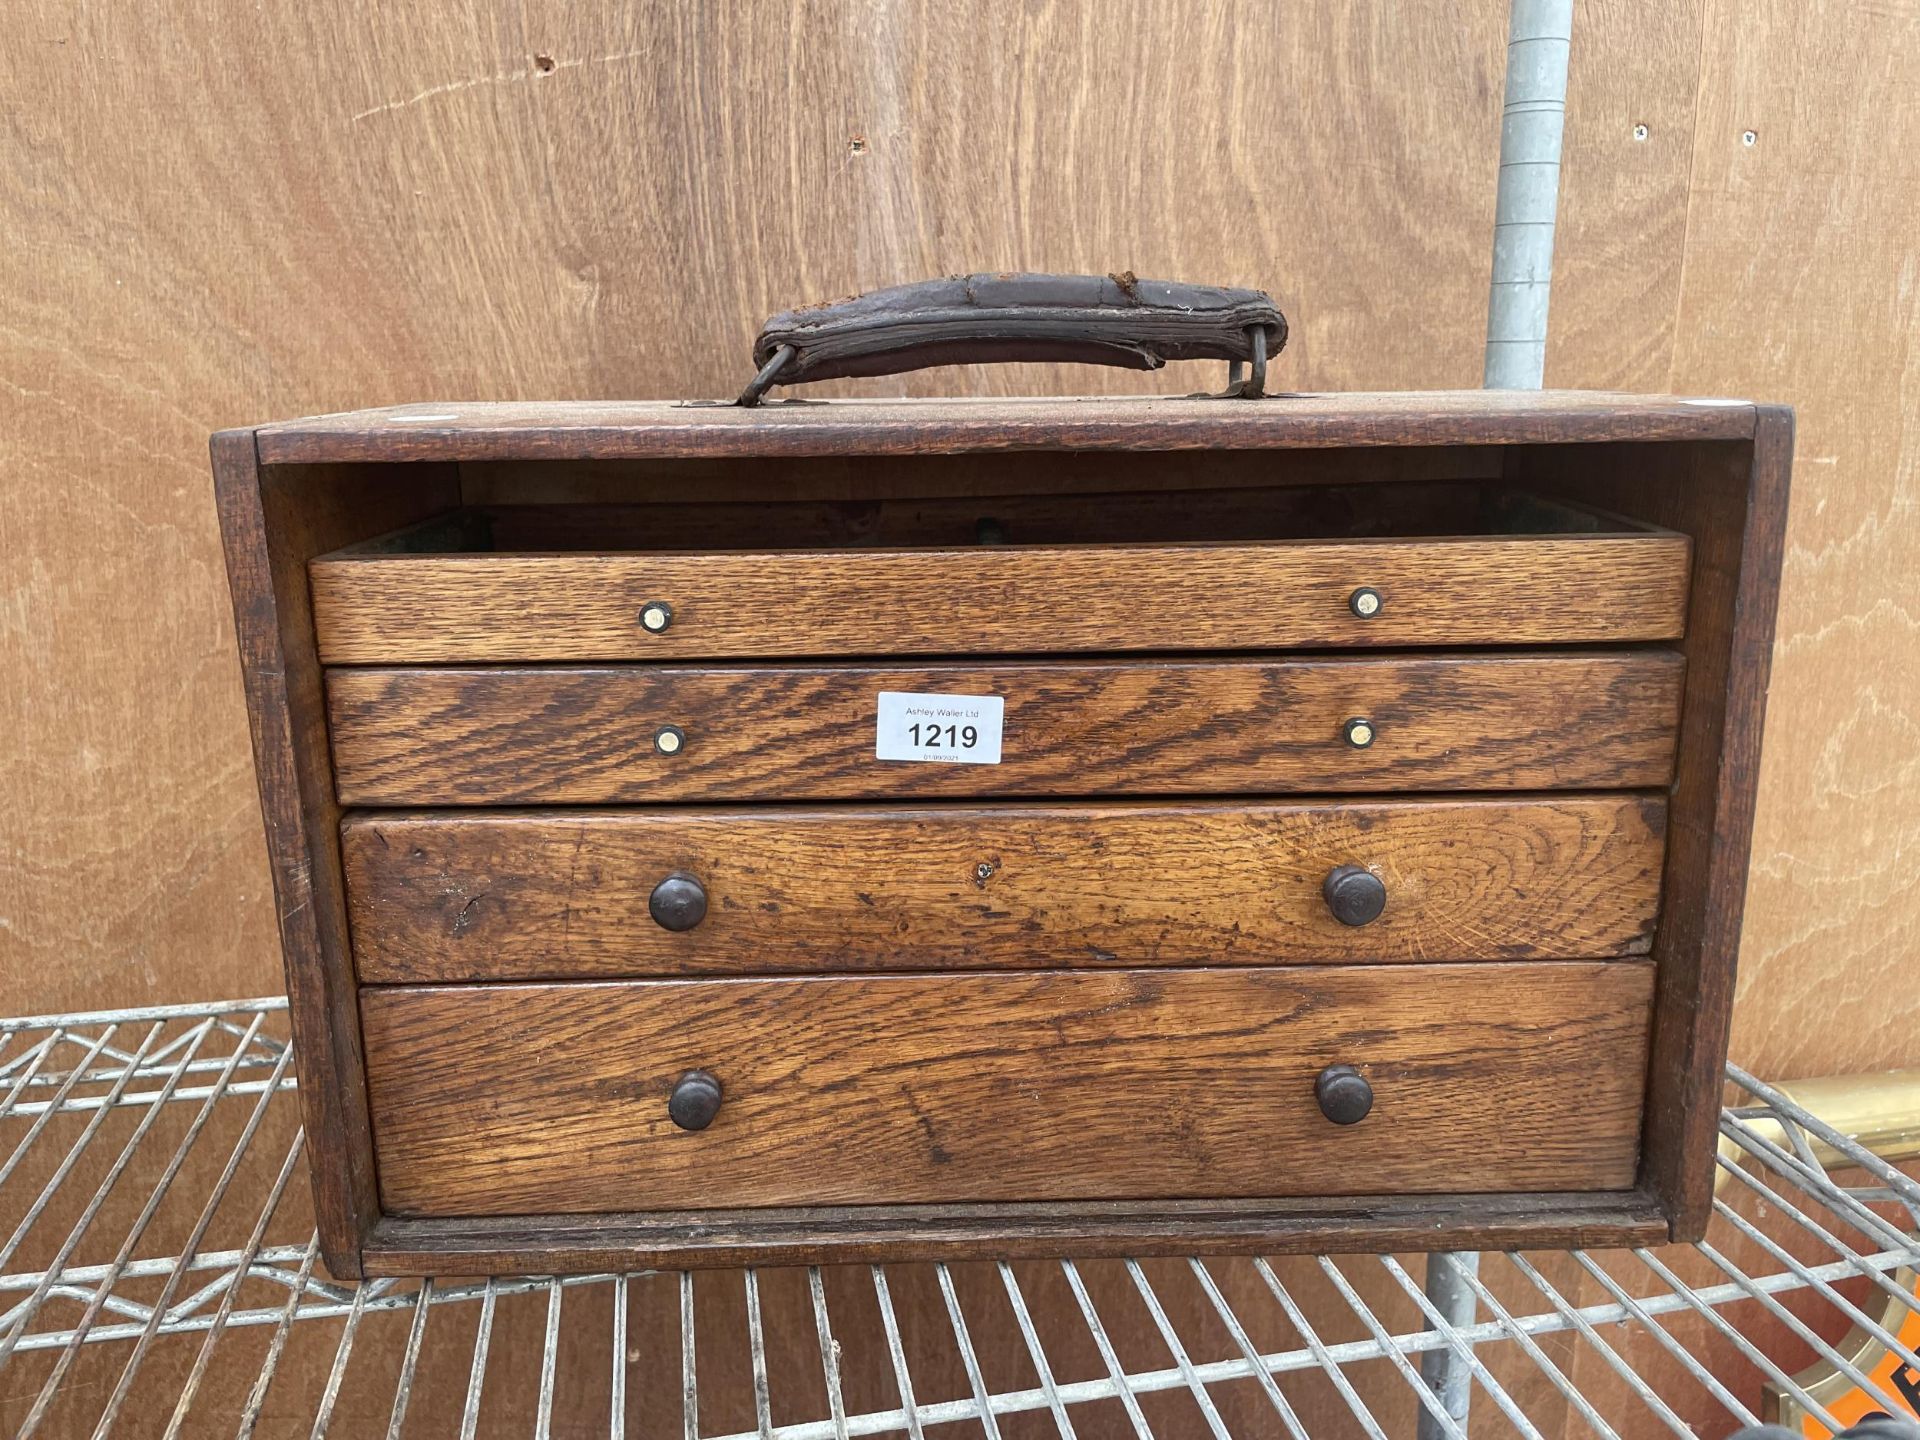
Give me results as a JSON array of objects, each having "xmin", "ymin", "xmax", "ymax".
[
  {"xmin": 1322, "ymin": 865, "xmax": 1387, "ymax": 926},
  {"xmin": 649, "ymin": 872, "xmax": 708, "ymax": 932},
  {"xmin": 1315, "ymin": 1064, "xmax": 1374, "ymax": 1125},
  {"xmin": 669, "ymin": 1070, "xmax": 723, "ymax": 1131}
]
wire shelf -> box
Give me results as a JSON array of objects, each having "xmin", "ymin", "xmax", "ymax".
[{"xmin": 3, "ymin": 997, "xmax": 1918, "ymax": 1438}]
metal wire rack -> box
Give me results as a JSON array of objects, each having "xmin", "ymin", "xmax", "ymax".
[{"xmin": 4, "ymin": 995, "xmax": 1919, "ymax": 1438}]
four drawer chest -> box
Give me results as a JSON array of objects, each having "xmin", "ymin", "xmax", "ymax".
[{"xmin": 214, "ymin": 388, "xmax": 1790, "ymax": 1278}]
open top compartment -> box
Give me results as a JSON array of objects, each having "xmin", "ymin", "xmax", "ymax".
[
  {"xmin": 324, "ymin": 480, "xmax": 1666, "ymax": 557},
  {"xmin": 307, "ymin": 458, "xmax": 1692, "ymax": 663}
]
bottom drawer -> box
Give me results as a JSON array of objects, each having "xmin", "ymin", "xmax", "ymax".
[{"xmin": 363, "ymin": 963, "xmax": 1653, "ymax": 1216}]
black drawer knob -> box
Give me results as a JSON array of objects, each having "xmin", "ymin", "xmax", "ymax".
[
  {"xmin": 669, "ymin": 1070, "xmax": 723, "ymax": 1131},
  {"xmin": 1315, "ymin": 1064, "xmax": 1374, "ymax": 1125},
  {"xmin": 639, "ymin": 600, "xmax": 675, "ymax": 634},
  {"xmin": 1323, "ymin": 865, "xmax": 1387, "ymax": 926},
  {"xmin": 1348, "ymin": 586, "xmax": 1383, "ymax": 619},
  {"xmin": 649, "ymin": 872, "xmax": 708, "ymax": 932}
]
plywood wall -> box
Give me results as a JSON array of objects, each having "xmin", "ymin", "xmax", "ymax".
[
  {"xmin": 4, "ymin": 1, "xmax": 1917, "ymax": 1435},
  {"xmin": 1, "ymin": 0, "xmax": 1510, "ymax": 1016},
  {"xmin": 10, "ymin": 0, "xmax": 1912, "ymax": 1069},
  {"xmin": 1668, "ymin": 0, "xmax": 1920, "ymax": 1077}
]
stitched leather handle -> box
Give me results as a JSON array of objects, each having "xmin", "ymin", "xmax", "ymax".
[{"xmin": 740, "ymin": 273, "xmax": 1286, "ymax": 404}]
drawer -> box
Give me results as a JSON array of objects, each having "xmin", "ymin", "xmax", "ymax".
[
  {"xmin": 326, "ymin": 651, "xmax": 1684, "ymax": 805},
  {"xmin": 361, "ymin": 962, "xmax": 1655, "ymax": 1215},
  {"xmin": 343, "ymin": 796, "xmax": 1667, "ymax": 981},
  {"xmin": 309, "ymin": 490, "xmax": 1690, "ymax": 662}
]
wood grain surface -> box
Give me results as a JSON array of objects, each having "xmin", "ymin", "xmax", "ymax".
[
  {"xmin": 210, "ymin": 450, "xmax": 461, "ymax": 1277},
  {"xmin": 310, "ymin": 534, "xmax": 1692, "ymax": 662},
  {"xmin": 342, "ymin": 795, "xmax": 1667, "ymax": 980},
  {"xmin": 1659, "ymin": 0, "xmax": 1920, "ymax": 1090},
  {"xmin": 1516, "ymin": 425, "xmax": 1792, "ymax": 1240},
  {"xmin": 5, "ymin": 1, "xmax": 1905, "ymax": 1430},
  {"xmin": 256, "ymin": 391, "xmax": 1759, "ymax": 464},
  {"xmin": 361, "ymin": 1191, "xmax": 1672, "ymax": 1274},
  {"xmin": 326, "ymin": 651, "xmax": 1685, "ymax": 805},
  {"xmin": 361, "ymin": 962, "xmax": 1655, "ymax": 1215}
]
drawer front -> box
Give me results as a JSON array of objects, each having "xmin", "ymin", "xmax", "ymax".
[
  {"xmin": 344, "ymin": 797, "xmax": 1666, "ymax": 981},
  {"xmin": 362, "ymin": 962, "xmax": 1655, "ymax": 1215},
  {"xmin": 310, "ymin": 536, "xmax": 1690, "ymax": 662},
  {"xmin": 327, "ymin": 652, "xmax": 1683, "ymax": 805}
]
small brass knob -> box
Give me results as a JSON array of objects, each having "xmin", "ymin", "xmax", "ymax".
[
  {"xmin": 653, "ymin": 725, "xmax": 687, "ymax": 755},
  {"xmin": 669, "ymin": 1070, "xmax": 723, "ymax": 1131},
  {"xmin": 1348, "ymin": 586, "xmax": 1383, "ymax": 619},
  {"xmin": 639, "ymin": 601, "xmax": 675, "ymax": 634},
  {"xmin": 649, "ymin": 872, "xmax": 708, "ymax": 932},
  {"xmin": 1323, "ymin": 865, "xmax": 1387, "ymax": 926},
  {"xmin": 1315, "ymin": 1064, "xmax": 1373, "ymax": 1125},
  {"xmin": 1343, "ymin": 716, "xmax": 1376, "ymax": 748}
]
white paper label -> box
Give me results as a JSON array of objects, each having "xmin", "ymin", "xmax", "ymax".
[{"xmin": 874, "ymin": 692, "xmax": 1005, "ymax": 765}]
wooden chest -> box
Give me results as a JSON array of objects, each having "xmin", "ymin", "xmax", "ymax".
[{"xmin": 213, "ymin": 390, "xmax": 1789, "ymax": 1279}]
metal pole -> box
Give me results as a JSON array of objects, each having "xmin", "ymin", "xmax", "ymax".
[
  {"xmin": 1417, "ymin": 1252, "xmax": 1482, "ymax": 1438},
  {"xmin": 1483, "ymin": 0, "xmax": 1573, "ymax": 388},
  {"xmin": 1418, "ymin": 5, "xmax": 1575, "ymax": 1435}
]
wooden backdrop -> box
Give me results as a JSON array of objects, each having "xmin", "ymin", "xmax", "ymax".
[{"xmin": 4, "ymin": 1, "xmax": 1916, "ymax": 1435}]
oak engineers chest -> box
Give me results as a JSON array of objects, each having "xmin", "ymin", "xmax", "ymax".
[{"xmin": 214, "ymin": 381, "xmax": 1788, "ymax": 1280}]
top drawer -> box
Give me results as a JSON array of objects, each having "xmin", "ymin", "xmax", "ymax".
[{"xmin": 309, "ymin": 485, "xmax": 1690, "ymax": 663}]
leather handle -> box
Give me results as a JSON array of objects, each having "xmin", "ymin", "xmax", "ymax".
[{"xmin": 740, "ymin": 273, "xmax": 1286, "ymax": 405}]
